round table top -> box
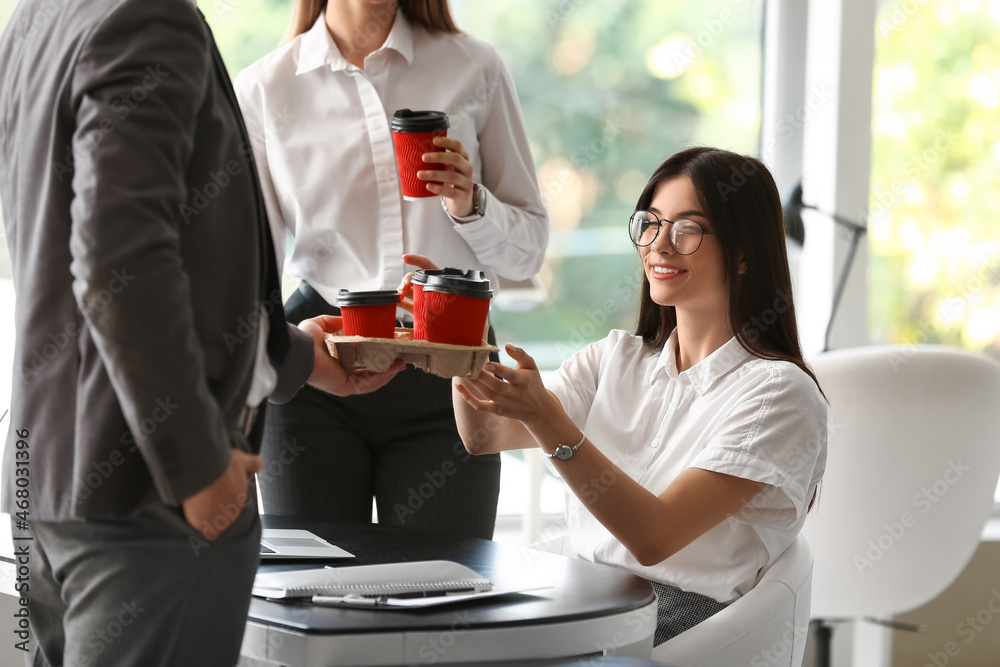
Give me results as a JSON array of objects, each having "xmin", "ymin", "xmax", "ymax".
[{"xmin": 250, "ymin": 516, "xmax": 655, "ymax": 636}]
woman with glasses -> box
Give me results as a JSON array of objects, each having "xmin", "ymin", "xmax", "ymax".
[{"xmin": 440, "ymin": 146, "xmax": 827, "ymax": 644}]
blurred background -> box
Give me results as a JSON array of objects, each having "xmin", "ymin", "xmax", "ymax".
[{"xmin": 0, "ymin": 0, "xmax": 997, "ymax": 515}]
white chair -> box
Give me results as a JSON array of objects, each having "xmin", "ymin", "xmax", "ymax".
[
  {"xmin": 530, "ymin": 534, "xmax": 813, "ymax": 666},
  {"xmin": 802, "ymin": 345, "xmax": 1000, "ymax": 665},
  {"xmin": 651, "ymin": 535, "xmax": 813, "ymax": 667}
]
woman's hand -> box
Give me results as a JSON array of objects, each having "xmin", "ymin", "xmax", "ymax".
[
  {"xmin": 300, "ymin": 314, "xmax": 404, "ymax": 396},
  {"xmin": 417, "ymin": 137, "xmax": 475, "ymax": 218},
  {"xmin": 456, "ymin": 344, "xmax": 559, "ymax": 430},
  {"xmin": 397, "ymin": 253, "xmax": 442, "ymax": 316}
]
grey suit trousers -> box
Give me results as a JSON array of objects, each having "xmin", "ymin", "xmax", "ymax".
[{"xmin": 18, "ymin": 497, "xmax": 260, "ymax": 667}]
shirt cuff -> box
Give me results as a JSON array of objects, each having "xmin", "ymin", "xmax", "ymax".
[{"xmin": 440, "ymin": 192, "xmax": 484, "ymax": 223}]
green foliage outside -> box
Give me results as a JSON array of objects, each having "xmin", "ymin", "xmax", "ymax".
[
  {"xmin": 869, "ymin": 1, "xmax": 1000, "ymax": 362},
  {"xmin": 449, "ymin": 0, "xmax": 764, "ymax": 367},
  {"xmin": 3, "ymin": 0, "xmax": 995, "ymax": 369},
  {"xmin": 198, "ymin": 0, "xmax": 764, "ymax": 368}
]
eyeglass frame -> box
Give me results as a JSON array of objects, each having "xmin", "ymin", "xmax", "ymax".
[{"xmin": 628, "ymin": 210, "xmax": 716, "ymax": 255}]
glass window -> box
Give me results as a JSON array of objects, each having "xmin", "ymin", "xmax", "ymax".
[
  {"xmin": 0, "ymin": 0, "xmax": 16, "ymax": 461},
  {"xmin": 451, "ymin": 0, "xmax": 764, "ymax": 368},
  {"xmin": 868, "ymin": 0, "xmax": 1000, "ymax": 502},
  {"xmin": 0, "ymin": 0, "xmax": 764, "ymax": 531}
]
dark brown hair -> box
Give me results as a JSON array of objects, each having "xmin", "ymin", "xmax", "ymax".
[
  {"xmin": 634, "ymin": 146, "xmax": 823, "ymax": 395},
  {"xmin": 286, "ymin": 1, "xmax": 459, "ymax": 42}
]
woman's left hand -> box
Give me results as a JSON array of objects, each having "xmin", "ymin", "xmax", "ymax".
[
  {"xmin": 418, "ymin": 137, "xmax": 476, "ymax": 218},
  {"xmin": 457, "ymin": 344, "xmax": 558, "ymax": 428}
]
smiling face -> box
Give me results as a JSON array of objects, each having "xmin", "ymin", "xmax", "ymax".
[{"xmin": 639, "ymin": 176, "xmax": 730, "ymax": 319}]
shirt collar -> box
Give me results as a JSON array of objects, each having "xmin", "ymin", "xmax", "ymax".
[
  {"xmin": 295, "ymin": 10, "xmax": 414, "ymax": 76},
  {"xmin": 651, "ymin": 329, "xmax": 752, "ymax": 395}
]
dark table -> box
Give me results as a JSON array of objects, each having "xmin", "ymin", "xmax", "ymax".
[{"xmin": 239, "ymin": 516, "xmax": 657, "ymax": 667}]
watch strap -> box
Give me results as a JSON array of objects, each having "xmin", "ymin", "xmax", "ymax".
[
  {"xmin": 545, "ymin": 431, "xmax": 587, "ymax": 461},
  {"xmin": 442, "ymin": 183, "xmax": 486, "ymax": 222}
]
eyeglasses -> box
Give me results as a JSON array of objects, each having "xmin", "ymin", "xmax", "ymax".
[{"xmin": 628, "ymin": 210, "xmax": 715, "ymax": 255}]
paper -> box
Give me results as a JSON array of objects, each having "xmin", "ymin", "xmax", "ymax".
[{"xmin": 310, "ymin": 585, "xmax": 553, "ymax": 609}]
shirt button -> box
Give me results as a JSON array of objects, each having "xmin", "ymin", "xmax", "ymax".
[{"xmin": 651, "ymin": 439, "xmax": 660, "ymax": 448}]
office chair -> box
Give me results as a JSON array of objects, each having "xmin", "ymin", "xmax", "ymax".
[
  {"xmin": 651, "ymin": 535, "xmax": 813, "ymax": 667},
  {"xmin": 530, "ymin": 535, "xmax": 813, "ymax": 667},
  {"xmin": 803, "ymin": 345, "xmax": 1000, "ymax": 666}
]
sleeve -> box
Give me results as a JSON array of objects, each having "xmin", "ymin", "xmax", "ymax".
[
  {"xmin": 451, "ymin": 46, "xmax": 549, "ymax": 281},
  {"xmin": 689, "ymin": 365, "xmax": 828, "ymax": 529},
  {"xmin": 543, "ymin": 335, "xmax": 612, "ymax": 430},
  {"xmin": 233, "ymin": 69, "xmax": 292, "ymax": 279},
  {"xmin": 269, "ymin": 325, "xmax": 314, "ymax": 405},
  {"xmin": 66, "ymin": 2, "xmax": 230, "ymax": 506}
]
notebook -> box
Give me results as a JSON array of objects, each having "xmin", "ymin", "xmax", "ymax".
[
  {"xmin": 252, "ymin": 560, "xmax": 491, "ymax": 600},
  {"xmin": 253, "ymin": 560, "xmax": 552, "ymax": 608},
  {"xmin": 259, "ymin": 529, "xmax": 355, "ymax": 560}
]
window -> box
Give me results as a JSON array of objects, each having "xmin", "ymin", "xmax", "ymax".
[
  {"xmin": 868, "ymin": 0, "xmax": 1000, "ymax": 502},
  {"xmin": 0, "ymin": 0, "xmax": 16, "ymax": 477},
  {"xmin": 0, "ymin": 0, "xmax": 765, "ymax": 534},
  {"xmin": 451, "ymin": 0, "xmax": 764, "ymax": 368}
]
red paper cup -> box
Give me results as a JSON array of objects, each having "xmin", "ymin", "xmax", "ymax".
[
  {"xmin": 419, "ymin": 270, "xmax": 493, "ymax": 346},
  {"xmin": 391, "ymin": 110, "xmax": 450, "ymax": 201},
  {"xmin": 422, "ymin": 292, "xmax": 490, "ymax": 346},
  {"xmin": 336, "ymin": 290, "xmax": 400, "ymax": 339},
  {"xmin": 411, "ymin": 282, "xmax": 427, "ymax": 340}
]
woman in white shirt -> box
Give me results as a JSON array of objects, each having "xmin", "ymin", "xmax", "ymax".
[
  {"xmin": 234, "ymin": 0, "xmax": 548, "ymax": 538},
  {"xmin": 447, "ymin": 146, "xmax": 827, "ymax": 643}
]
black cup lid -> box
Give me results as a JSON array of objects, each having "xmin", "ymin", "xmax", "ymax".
[
  {"xmin": 390, "ymin": 109, "xmax": 450, "ymax": 133},
  {"xmin": 422, "ymin": 270, "xmax": 493, "ymax": 299},
  {"xmin": 336, "ymin": 289, "xmax": 401, "ymax": 307},
  {"xmin": 412, "ymin": 267, "xmax": 468, "ymax": 285}
]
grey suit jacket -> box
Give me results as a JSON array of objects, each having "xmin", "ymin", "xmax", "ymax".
[{"xmin": 0, "ymin": 0, "xmax": 314, "ymax": 521}]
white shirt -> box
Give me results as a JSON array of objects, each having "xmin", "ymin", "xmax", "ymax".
[
  {"xmin": 544, "ymin": 329, "xmax": 827, "ymax": 603},
  {"xmin": 233, "ymin": 13, "xmax": 549, "ymax": 308}
]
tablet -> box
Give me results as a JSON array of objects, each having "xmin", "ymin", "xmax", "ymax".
[{"xmin": 259, "ymin": 529, "xmax": 355, "ymax": 560}]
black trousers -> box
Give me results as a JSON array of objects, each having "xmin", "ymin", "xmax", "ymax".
[{"xmin": 259, "ymin": 283, "xmax": 501, "ymax": 539}]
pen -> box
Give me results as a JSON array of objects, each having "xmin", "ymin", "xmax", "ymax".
[{"xmin": 311, "ymin": 594, "xmax": 379, "ymax": 607}]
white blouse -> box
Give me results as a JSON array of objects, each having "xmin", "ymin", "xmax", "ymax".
[
  {"xmin": 544, "ymin": 329, "xmax": 827, "ymax": 603},
  {"xmin": 233, "ymin": 13, "xmax": 549, "ymax": 306}
]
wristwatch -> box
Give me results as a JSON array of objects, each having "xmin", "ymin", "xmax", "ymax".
[
  {"xmin": 546, "ymin": 432, "xmax": 586, "ymax": 461},
  {"xmin": 441, "ymin": 182, "xmax": 486, "ymax": 222},
  {"xmin": 471, "ymin": 182, "xmax": 487, "ymax": 217}
]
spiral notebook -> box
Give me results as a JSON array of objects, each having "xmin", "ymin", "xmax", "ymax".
[
  {"xmin": 252, "ymin": 560, "xmax": 548, "ymax": 608},
  {"xmin": 253, "ymin": 560, "xmax": 490, "ymax": 600}
]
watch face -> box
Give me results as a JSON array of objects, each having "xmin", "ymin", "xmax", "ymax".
[{"xmin": 553, "ymin": 445, "xmax": 573, "ymax": 461}]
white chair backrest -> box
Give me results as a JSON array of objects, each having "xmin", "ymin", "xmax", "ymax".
[
  {"xmin": 803, "ymin": 345, "xmax": 1000, "ymax": 618},
  {"xmin": 652, "ymin": 534, "xmax": 813, "ymax": 667}
]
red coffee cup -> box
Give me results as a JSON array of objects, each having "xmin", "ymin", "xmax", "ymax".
[
  {"xmin": 410, "ymin": 270, "xmax": 428, "ymax": 340},
  {"xmin": 335, "ymin": 289, "xmax": 400, "ymax": 339},
  {"xmin": 391, "ymin": 109, "xmax": 450, "ymax": 200},
  {"xmin": 410, "ymin": 268, "xmax": 469, "ymax": 340},
  {"xmin": 418, "ymin": 270, "xmax": 493, "ymax": 346}
]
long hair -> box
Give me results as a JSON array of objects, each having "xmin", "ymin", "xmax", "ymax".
[
  {"xmin": 633, "ymin": 146, "xmax": 823, "ymax": 395},
  {"xmin": 285, "ymin": 1, "xmax": 459, "ymax": 42}
]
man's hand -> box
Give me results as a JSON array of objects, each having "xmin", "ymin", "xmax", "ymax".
[
  {"xmin": 300, "ymin": 315, "xmax": 404, "ymax": 396},
  {"xmin": 182, "ymin": 449, "xmax": 262, "ymax": 539}
]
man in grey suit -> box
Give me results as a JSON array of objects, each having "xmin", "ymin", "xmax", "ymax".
[{"xmin": 0, "ymin": 0, "xmax": 403, "ymax": 664}]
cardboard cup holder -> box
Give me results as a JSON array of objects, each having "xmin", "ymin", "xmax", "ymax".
[{"xmin": 325, "ymin": 328, "xmax": 498, "ymax": 379}]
